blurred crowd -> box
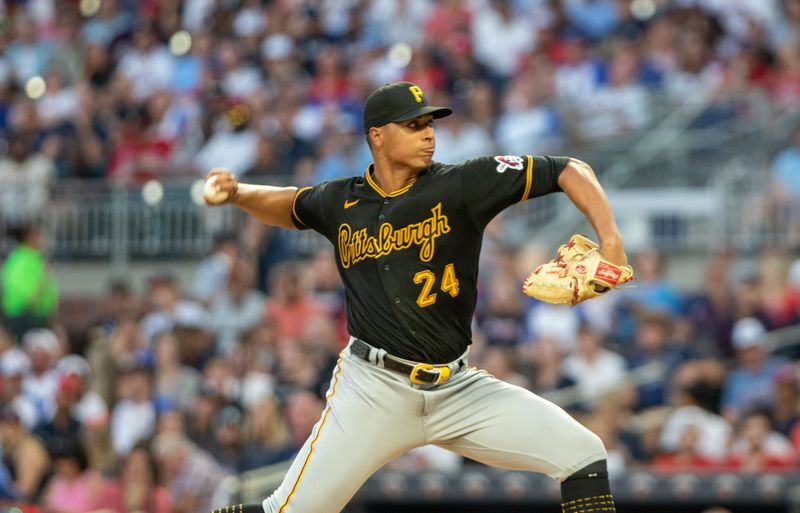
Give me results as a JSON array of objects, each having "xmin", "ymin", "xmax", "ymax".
[
  {"xmin": 1, "ymin": 0, "xmax": 800, "ymax": 512},
  {"xmin": 1, "ymin": 214, "xmax": 800, "ymax": 512},
  {"xmin": 1, "ymin": 0, "xmax": 800, "ymax": 219}
]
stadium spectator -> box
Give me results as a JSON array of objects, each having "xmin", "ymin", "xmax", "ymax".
[
  {"xmin": 0, "ymin": 405, "xmax": 50, "ymax": 502},
  {"xmin": 471, "ymin": 0, "xmax": 537, "ymax": 88},
  {"xmin": 0, "ymin": 349, "xmax": 37, "ymax": 429},
  {"xmin": 432, "ymin": 101, "xmax": 496, "ymax": 164},
  {"xmin": 153, "ymin": 331, "xmax": 202, "ymax": 413},
  {"xmin": 479, "ymin": 347, "xmax": 531, "ymax": 390},
  {"xmin": 284, "ymin": 389, "xmax": 324, "ymax": 452},
  {"xmin": 152, "ymin": 432, "xmax": 226, "ymax": 513},
  {"xmin": 772, "ymin": 364, "xmax": 800, "ymax": 436},
  {"xmin": 32, "ymin": 383, "xmax": 82, "ymax": 459},
  {"xmin": 627, "ymin": 311, "xmax": 697, "ymax": 410},
  {"xmin": 614, "ymin": 249, "xmax": 682, "ymax": 344},
  {"xmin": 307, "ymin": 247, "xmax": 347, "ymax": 346},
  {"xmin": 660, "ymin": 380, "xmax": 732, "ymax": 461},
  {"xmin": 238, "ymin": 396, "xmax": 293, "ymax": 471},
  {"xmin": 110, "ymin": 366, "xmax": 155, "ymax": 456},
  {"xmin": 528, "ymin": 337, "xmax": 576, "ymax": 395},
  {"xmin": 575, "ymin": 43, "xmax": 651, "ymax": 141},
  {"xmin": 727, "ymin": 409, "xmax": 797, "ymax": 471},
  {"xmin": 94, "ymin": 442, "xmax": 172, "ymax": 513},
  {"xmin": 721, "ymin": 318, "xmax": 787, "ymax": 422},
  {"xmin": 476, "ymin": 273, "xmax": 526, "ymax": 347},
  {"xmin": 651, "ymin": 424, "xmax": 719, "ymax": 471},
  {"xmin": 185, "ymin": 386, "xmax": 222, "ymax": 449},
  {"xmin": 208, "ymin": 403, "xmax": 245, "ymax": 474},
  {"xmin": 496, "ymin": 62, "xmax": 563, "ymax": 156},
  {"xmin": 41, "ymin": 442, "xmax": 106, "ymax": 513},
  {"xmin": 210, "ymin": 256, "xmax": 266, "ymax": 355},
  {"xmin": 56, "ymin": 354, "xmax": 108, "ymax": 429},
  {"xmin": 684, "ymin": 251, "xmax": 737, "ymax": 357},
  {"xmin": 7, "ymin": 14, "xmax": 52, "ymax": 87},
  {"xmin": 264, "ymin": 262, "xmax": 324, "ymax": 343},
  {"xmin": 732, "ymin": 272, "xmax": 772, "ymax": 333},
  {"xmin": 1, "ymin": 224, "xmax": 57, "ymax": 340},
  {"xmin": 524, "ymin": 301, "xmax": 581, "ymax": 354},
  {"xmin": 769, "ymin": 125, "xmax": 800, "ymax": 245},
  {"xmin": 562, "ymin": 325, "xmax": 627, "ymax": 405},
  {"xmin": 274, "ymin": 340, "xmax": 326, "ymax": 393},
  {"xmin": 21, "ymin": 328, "xmax": 62, "ymax": 426}
]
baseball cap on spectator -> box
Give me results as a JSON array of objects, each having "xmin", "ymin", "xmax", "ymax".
[
  {"xmin": 57, "ymin": 354, "xmax": 93, "ymax": 381},
  {"xmin": 261, "ymin": 34, "xmax": 295, "ymax": 61},
  {"xmin": 731, "ymin": 317, "xmax": 767, "ymax": 350},
  {"xmin": 199, "ymin": 383, "xmax": 224, "ymax": 401},
  {"xmin": 0, "ymin": 349, "xmax": 30, "ymax": 377},
  {"xmin": 240, "ymin": 372, "xmax": 275, "ymax": 408},
  {"xmin": 363, "ymin": 82, "xmax": 452, "ymax": 133},
  {"xmin": 234, "ymin": 9, "xmax": 267, "ymax": 37},
  {"xmin": 213, "ymin": 404, "xmax": 243, "ymax": 430},
  {"xmin": 22, "ymin": 328, "xmax": 60, "ymax": 356},
  {"xmin": 174, "ymin": 301, "xmax": 210, "ymax": 331},
  {"xmin": 58, "ymin": 373, "xmax": 82, "ymax": 396},
  {"xmin": 154, "ymin": 394, "xmax": 178, "ymax": 413}
]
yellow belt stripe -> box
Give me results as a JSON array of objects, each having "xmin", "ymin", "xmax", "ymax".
[
  {"xmin": 277, "ymin": 357, "xmax": 344, "ymax": 513},
  {"xmin": 520, "ymin": 155, "xmax": 534, "ymax": 203},
  {"xmin": 291, "ymin": 186, "xmax": 312, "ymax": 227}
]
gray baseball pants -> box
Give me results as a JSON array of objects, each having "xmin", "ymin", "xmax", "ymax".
[{"xmin": 262, "ymin": 338, "xmax": 606, "ymax": 513}]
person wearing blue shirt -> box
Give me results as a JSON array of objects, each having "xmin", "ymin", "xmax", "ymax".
[{"xmin": 721, "ymin": 318, "xmax": 786, "ymax": 423}]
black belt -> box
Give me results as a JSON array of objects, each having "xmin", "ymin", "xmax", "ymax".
[{"xmin": 349, "ymin": 338, "xmax": 465, "ymax": 385}]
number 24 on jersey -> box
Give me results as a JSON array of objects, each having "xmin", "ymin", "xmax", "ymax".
[{"xmin": 413, "ymin": 263, "xmax": 460, "ymax": 307}]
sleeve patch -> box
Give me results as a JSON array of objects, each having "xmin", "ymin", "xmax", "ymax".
[{"xmin": 494, "ymin": 155, "xmax": 525, "ymax": 173}]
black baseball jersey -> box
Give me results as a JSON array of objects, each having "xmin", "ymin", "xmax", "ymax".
[{"xmin": 292, "ymin": 154, "xmax": 568, "ymax": 363}]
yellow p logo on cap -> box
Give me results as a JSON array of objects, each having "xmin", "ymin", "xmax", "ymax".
[{"xmin": 409, "ymin": 85, "xmax": 424, "ymax": 103}]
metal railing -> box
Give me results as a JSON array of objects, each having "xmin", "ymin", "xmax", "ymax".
[
  {"xmin": 0, "ymin": 178, "xmax": 329, "ymax": 272},
  {"xmin": 1, "ymin": 93, "xmax": 797, "ymax": 263},
  {"xmin": 516, "ymin": 90, "xmax": 792, "ymax": 250}
]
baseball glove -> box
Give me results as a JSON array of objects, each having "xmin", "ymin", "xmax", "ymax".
[{"xmin": 523, "ymin": 234, "xmax": 634, "ymax": 306}]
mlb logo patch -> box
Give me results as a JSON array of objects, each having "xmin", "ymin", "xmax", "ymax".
[{"xmin": 494, "ymin": 155, "xmax": 525, "ymax": 173}]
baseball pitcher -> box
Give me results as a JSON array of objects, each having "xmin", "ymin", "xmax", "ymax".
[{"xmin": 207, "ymin": 82, "xmax": 631, "ymax": 513}]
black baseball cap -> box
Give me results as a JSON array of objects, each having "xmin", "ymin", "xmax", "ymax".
[{"xmin": 363, "ymin": 82, "xmax": 452, "ymax": 133}]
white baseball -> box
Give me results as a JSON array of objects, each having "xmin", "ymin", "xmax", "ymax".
[{"xmin": 204, "ymin": 177, "xmax": 230, "ymax": 204}]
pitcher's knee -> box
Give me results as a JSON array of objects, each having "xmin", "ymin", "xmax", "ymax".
[
  {"xmin": 571, "ymin": 426, "xmax": 606, "ymax": 459},
  {"xmin": 559, "ymin": 429, "xmax": 607, "ymax": 479},
  {"xmin": 583, "ymin": 429, "xmax": 607, "ymax": 458}
]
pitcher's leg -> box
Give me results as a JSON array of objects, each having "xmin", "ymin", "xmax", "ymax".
[
  {"xmin": 258, "ymin": 355, "xmax": 424, "ymax": 513},
  {"xmin": 428, "ymin": 370, "xmax": 614, "ymax": 513},
  {"xmin": 429, "ymin": 372, "xmax": 605, "ymax": 478}
]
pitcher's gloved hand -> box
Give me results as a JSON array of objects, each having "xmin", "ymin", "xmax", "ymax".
[{"xmin": 523, "ymin": 234, "xmax": 634, "ymax": 306}]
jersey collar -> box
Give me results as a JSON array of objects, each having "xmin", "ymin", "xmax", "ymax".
[{"xmin": 364, "ymin": 164, "xmax": 423, "ymax": 198}]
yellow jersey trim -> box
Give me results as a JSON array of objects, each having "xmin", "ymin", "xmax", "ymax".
[
  {"xmin": 277, "ymin": 356, "xmax": 344, "ymax": 513},
  {"xmin": 365, "ymin": 165, "xmax": 416, "ymax": 198},
  {"xmin": 520, "ymin": 155, "xmax": 533, "ymax": 203},
  {"xmin": 291, "ymin": 186, "xmax": 312, "ymax": 227}
]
